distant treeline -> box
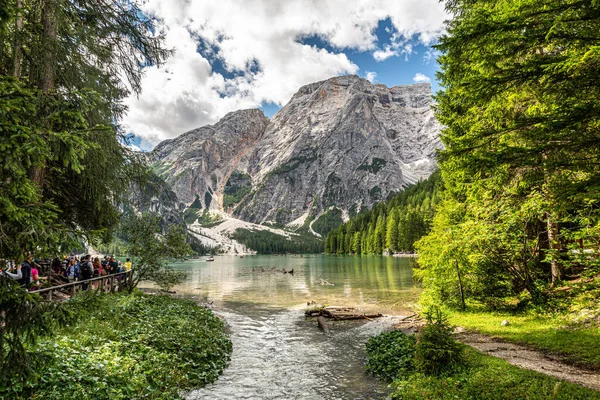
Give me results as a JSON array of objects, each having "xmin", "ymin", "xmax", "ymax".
[
  {"xmin": 187, "ymin": 233, "xmax": 220, "ymax": 256},
  {"xmin": 232, "ymin": 229, "xmax": 323, "ymax": 254},
  {"xmin": 325, "ymin": 171, "xmax": 442, "ymax": 255}
]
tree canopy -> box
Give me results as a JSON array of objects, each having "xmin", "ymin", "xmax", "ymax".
[
  {"xmin": 325, "ymin": 172, "xmax": 442, "ymax": 255},
  {"xmin": 0, "ymin": 0, "xmax": 170, "ymax": 256},
  {"xmin": 415, "ymin": 0, "xmax": 600, "ymax": 308}
]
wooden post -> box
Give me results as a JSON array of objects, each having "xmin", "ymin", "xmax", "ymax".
[
  {"xmin": 47, "ymin": 289, "xmax": 52, "ymax": 301},
  {"xmin": 71, "ymin": 283, "xmax": 76, "ymax": 296},
  {"xmin": 110, "ymin": 276, "xmax": 115, "ymax": 293}
]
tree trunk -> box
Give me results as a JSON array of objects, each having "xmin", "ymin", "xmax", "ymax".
[
  {"xmin": 455, "ymin": 258, "xmax": 466, "ymax": 310},
  {"xmin": 30, "ymin": 0, "xmax": 58, "ymax": 188},
  {"xmin": 41, "ymin": 0, "xmax": 57, "ymax": 93},
  {"xmin": 546, "ymin": 214, "xmax": 561, "ymax": 286},
  {"xmin": 13, "ymin": 0, "xmax": 24, "ymax": 78}
]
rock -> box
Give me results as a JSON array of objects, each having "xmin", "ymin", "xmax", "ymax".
[
  {"xmin": 143, "ymin": 75, "xmax": 443, "ymax": 248},
  {"xmin": 237, "ymin": 75, "xmax": 442, "ymax": 225},
  {"xmin": 501, "ymin": 320, "xmax": 510, "ymax": 326}
]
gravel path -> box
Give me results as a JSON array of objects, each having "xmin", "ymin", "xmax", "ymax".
[{"xmin": 456, "ymin": 331, "xmax": 600, "ymax": 391}]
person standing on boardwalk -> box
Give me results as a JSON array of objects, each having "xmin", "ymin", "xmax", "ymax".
[
  {"xmin": 109, "ymin": 256, "xmax": 119, "ymax": 275},
  {"xmin": 80, "ymin": 255, "xmax": 94, "ymax": 290}
]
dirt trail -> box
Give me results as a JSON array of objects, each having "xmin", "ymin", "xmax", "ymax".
[
  {"xmin": 456, "ymin": 331, "xmax": 600, "ymax": 391},
  {"xmin": 394, "ymin": 317, "xmax": 600, "ymax": 391}
]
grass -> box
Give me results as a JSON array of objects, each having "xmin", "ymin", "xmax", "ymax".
[
  {"xmin": 390, "ymin": 346, "xmax": 600, "ymax": 400},
  {"xmin": 448, "ymin": 310, "xmax": 600, "ymax": 368},
  {"xmin": 25, "ymin": 292, "xmax": 232, "ymax": 400},
  {"xmin": 443, "ymin": 275, "xmax": 600, "ymax": 368}
]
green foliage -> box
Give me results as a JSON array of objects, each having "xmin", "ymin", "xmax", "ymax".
[
  {"xmin": 365, "ymin": 330, "xmax": 416, "ymax": 382},
  {"xmin": 415, "ymin": 309, "xmax": 464, "ymax": 376},
  {"xmin": 184, "ymin": 207, "xmax": 201, "ymax": 225},
  {"xmin": 186, "ymin": 233, "xmax": 220, "ymax": 256},
  {"xmin": 0, "ymin": 277, "xmax": 74, "ymax": 394},
  {"xmin": 0, "ymin": 76, "xmax": 118, "ymax": 256},
  {"xmin": 223, "ymin": 171, "xmax": 252, "ymax": 209},
  {"xmin": 194, "ymin": 210, "xmax": 225, "ymax": 227},
  {"xmin": 27, "ymin": 293, "xmax": 232, "ymax": 399},
  {"xmin": 415, "ymin": 0, "xmax": 600, "ymax": 310},
  {"xmin": 269, "ymin": 151, "xmax": 318, "ymax": 175},
  {"xmin": 0, "ymin": 0, "xmax": 170, "ymax": 256},
  {"xmin": 325, "ymin": 171, "xmax": 441, "ymax": 255},
  {"xmin": 366, "ymin": 315, "xmax": 599, "ymax": 399},
  {"xmin": 357, "ymin": 158, "xmax": 387, "ymax": 174},
  {"xmin": 390, "ymin": 346, "xmax": 600, "ymax": 400},
  {"xmin": 96, "ymin": 237, "xmax": 128, "ymax": 257},
  {"xmin": 204, "ymin": 191, "xmax": 212, "ymax": 209},
  {"xmin": 448, "ymin": 305, "xmax": 600, "ymax": 369},
  {"xmin": 312, "ymin": 208, "xmax": 344, "ymax": 236},
  {"xmin": 231, "ymin": 228, "xmax": 323, "ymax": 254},
  {"xmin": 120, "ymin": 213, "xmax": 191, "ymax": 291}
]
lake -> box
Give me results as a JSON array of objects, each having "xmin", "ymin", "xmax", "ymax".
[{"xmin": 144, "ymin": 255, "xmax": 418, "ymax": 399}]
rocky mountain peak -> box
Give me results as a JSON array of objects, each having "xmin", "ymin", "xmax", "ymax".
[{"xmin": 151, "ymin": 74, "xmax": 442, "ymax": 228}]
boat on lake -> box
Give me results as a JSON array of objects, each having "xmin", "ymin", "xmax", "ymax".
[{"xmin": 206, "ymin": 256, "xmax": 215, "ymax": 262}]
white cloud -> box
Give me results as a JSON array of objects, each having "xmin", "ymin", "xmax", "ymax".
[
  {"xmin": 365, "ymin": 71, "xmax": 377, "ymax": 83},
  {"xmin": 413, "ymin": 73, "xmax": 431, "ymax": 83},
  {"xmin": 423, "ymin": 48, "xmax": 441, "ymax": 64},
  {"xmin": 123, "ymin": 0, "xmax": 448, "ymax": 147},
  {"xmin": 373, "ymin": 46, "xmax": 398, "ymax": 62}
]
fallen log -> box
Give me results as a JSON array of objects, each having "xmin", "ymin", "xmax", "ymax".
[
  {"xmin": 306, "ymin": 306, "xmax": 383, "ymax": 320},
  {"xmin": 316, "ymin": 316, "xmax": 330, "ymax": 334}
]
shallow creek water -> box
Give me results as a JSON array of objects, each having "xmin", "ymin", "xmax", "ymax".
[{"xmin": 145, "ymin": 255, "xmax": 418, "ymax": 399}]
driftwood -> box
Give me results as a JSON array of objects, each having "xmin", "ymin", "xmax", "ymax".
[
  {"xmin": 316, "ymin": 316, "xmax": 330, "ymax": 334},
  {"xmin": 306, "ymin": 306, "xmax": 383, "ymax": 321}
]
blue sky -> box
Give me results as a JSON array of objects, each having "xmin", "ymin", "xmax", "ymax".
[{"xmin": 122, "ymin": 1, "xmax": 447, "ymax": 150}]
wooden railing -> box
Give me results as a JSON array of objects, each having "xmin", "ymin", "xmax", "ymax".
[{"xmin": 31, "ymin": 270, "xmax": 133, "ymax": 301}]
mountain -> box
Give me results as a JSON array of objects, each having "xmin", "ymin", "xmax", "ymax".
[{"xmin": 149, "ymin": 75, "xmax": 442, "ymax": 249}]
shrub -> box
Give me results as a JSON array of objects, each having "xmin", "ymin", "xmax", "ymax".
[
  {"xmin": 391, "ymin": 347, "xmax": 600, "ymax": 400},
  {"xmin": 26, "ymin": 293, "xmax": 232, "ymax": 399},
  {"xmin": 365, "ymin": 330, "xmax": 417, "ymax": 382},
  {"xmin": 415, "ymin": 308, "xmax": 464, "ymax": 376}
]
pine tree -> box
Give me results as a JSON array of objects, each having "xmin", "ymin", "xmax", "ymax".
[
  {"xmin": 435, "ymin": 0, "xmax": 600, "ymax": 285},
  {"xmin": 385, "ymin": 209, "xmax": 399, "ymax": 252},
  {"xmin": 0, "ymin": 0, "xmax": 170, "ymax": 255}
]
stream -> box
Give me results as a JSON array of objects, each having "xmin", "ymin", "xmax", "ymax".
[{"xmin": 144, "ymin": 255, "xmax": 418, "ymax": 399}]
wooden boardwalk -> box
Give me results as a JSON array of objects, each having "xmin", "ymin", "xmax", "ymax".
[{"xmin": 31, "ymin": 271, "xmax": 133, "ymax": 301}]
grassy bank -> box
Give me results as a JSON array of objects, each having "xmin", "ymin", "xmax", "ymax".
[
  {"xmin": 448, "ymin": 311, "xmax": 600, "ymax": 369},
  {"xmin": 444, "ymin": 276, "xmax": 600, "ymax": 369},
  {"xmin": 365, "ymin": 326, "xmax": 600, "ymax": 400},
  {"xmin": 25, "ymin": 292, "xmax": 232, "ymax": 399},
  {"xmin": 390, "ymin": 347, "xmax": 600, "ymax": 400}
]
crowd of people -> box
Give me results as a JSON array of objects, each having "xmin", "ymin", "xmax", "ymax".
[{"xmin": 1, "ymin": 254, "xmax": 133, "ymax": 291}]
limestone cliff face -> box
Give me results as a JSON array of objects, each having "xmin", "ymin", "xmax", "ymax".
[
  {"xmin": 151, "ymin": 75, "xmax": 442, "ymax": 226},
  {"xmin": 151, "ymin": 108, "xmax": 269, "ymax": 208}
]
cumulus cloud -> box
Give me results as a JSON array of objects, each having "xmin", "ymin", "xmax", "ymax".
[
  {"xmin": 365, "ymin": 71, "xmax": 377, "ymax": 83},
  {"xmin": 122, "ymin": 0, "xmax": 447, "ymax": 147},
  {"xmin": 373, "ymin": 46, "xmax": 398, "ymax": 62},
  {"xmin": 413, "ymin": 73, "xmax": 431, "ymax": 83}
]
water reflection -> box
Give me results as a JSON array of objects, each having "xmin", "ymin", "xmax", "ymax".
[
  {"xmin": 149, "ymin": 255, "xmax": 418, "ymax": 400},
  {"xmin": 167, "ymin": 255, "xmax": 418, "ymax": 314}
]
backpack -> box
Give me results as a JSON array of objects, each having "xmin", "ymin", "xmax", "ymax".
[
  {"xmin": 81, "ymin": 261, "xmax": 93, "ymax": 278},
  {"xmin": 18, "ymin": 262, "xmax": 32, "ymax": 286}
]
